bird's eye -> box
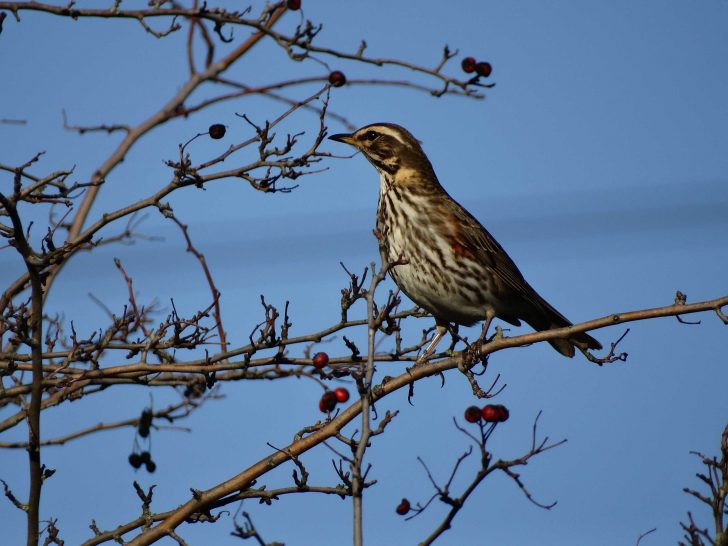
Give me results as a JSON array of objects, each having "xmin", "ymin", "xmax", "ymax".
[{"xmin": 364, "ymin": 130, "xmax": 379, "ymax": 141}]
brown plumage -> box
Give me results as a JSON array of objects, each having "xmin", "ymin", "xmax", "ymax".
[{"xmin": 329, "ymin": 123, "xmax": 601, "ymax": 358}]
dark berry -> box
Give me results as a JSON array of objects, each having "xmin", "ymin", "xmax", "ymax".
[
  {"xmin": 312, "ymin": 352, "xmax": 329, "ymax": 369},
  {"xmin": 461, "ymin": 57, "xmax": 477, "ymax": 74},
  {"xmin": 475, "ymin": 62, "xmax": 492, "ymax": 78},
  {"xmin": 286, "ymin": 0, "xmax": 301, "ymax": 10},
  {"xmin": 184, "ymin": 382, "xmax": 205, "ymax": 399},
  {"xmin": 145, "ymin": 460, "xmax": 157, "ymax": 473},
  {"xmin": 395, "ymin": 498, "xmax": 411, "ymax": 515},
  {"xmin": 139, "ymin": 451, "xmax": 151, "ymax": 463},
  {"xmin": 319, "ymin": 391, "xmax": 338, "ymax": 412},
  {"xmin": 128, "ymin": 453, "xmax": 142, "ymax": 469},
  {"xmin": 208, "ymin": 124, "xmax": 226, "ymax": 139},
  {"xmin": 138, "ymin": 408, "xmax": 152, "ymax": 437},
  {"xmin": 328, "ymin": 71, "xmax": 346, "ymax": 87},
  {"xmin": 482, "ymin": 404, "xmax": 509, "ymax": 422},
  {"xmin": 333, "ymin": 387, "xmax": 350, "ymax": 403},
  {"xmin": 495, "ymin": 404, "xmax": 509, "ymax": 422},
  {"xmin": 464, "ymin": 405, "xmax": 482, "ymax": 423}
]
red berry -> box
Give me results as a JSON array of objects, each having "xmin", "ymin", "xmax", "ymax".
[
  {"xmin": 464, "ymin": 405, "xmax": 482, "ymax": 423},
  {"xmin": 286, "ymin": 0, "xmax": 301, "ymax": 10},
  {"xmin": 482, "ymin": 404, "xmax": 509, "ymax": 422},
  {"xmin": 319, "ymin": 391, "xmax": 338, "ymax": 412},
  {"xmin": 312, "ymin": 352, "xmax": 329, "ymax": 369},
  {"xmin": 334, "ymin": 387, "xmax": 350, "ymax": 403},
  {"xmin": 328, "ymin": 71, "xmax": 346, "ymax": 87},
  {"xmin": 395, "ymin": 498, "xmax": 411, "ymax": 515},
  {"xmin": 475, "ymin": 61, "xmax": 492, "ymax": 78},
  {"xmin": 481, "ymin": 404, "xmax": 500, "ymax": 422},
  {"xmin": 145, "ymin": 460, "xmax": 157, "ymax": 473},
  {"xmin": 461, "ymin": 57, "xmax": 477, "ymax": 73},
  {"xmin": 495, "ymin": 404, "xmax": 509, "ymax": 422},
  {"xmin": 208, "ymin": 124, "xmax": 226, "ymax": 139}
]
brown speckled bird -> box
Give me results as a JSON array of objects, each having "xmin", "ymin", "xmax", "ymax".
[{"xmin": 329, "ymin": 123, "xmax": 601, "ymax": 358}]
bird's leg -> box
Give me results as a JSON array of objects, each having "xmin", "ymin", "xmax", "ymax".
[
  {"xmin": 462, "ymin": 310, "xmax": 496, "ymax": 362},
  {"xmin": 417, "ymin": 323, "xmax": 448, "ymax": 364},
  {"xmin": 477, "ymin": 309, "xmax": 496, "ymax": 345}
]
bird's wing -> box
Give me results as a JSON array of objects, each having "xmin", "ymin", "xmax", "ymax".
[
  {"xmin": 445, "ymin": 197, "xmax": 571, "ymax": 322},
  {"xmin": 440, "ymin": 193, "xmax": 602, "ymax": 352}
]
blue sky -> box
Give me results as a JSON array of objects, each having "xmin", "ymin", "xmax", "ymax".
[{"xmin": 1, "ymin": 1, "xmax": 728, "ymax": 544}]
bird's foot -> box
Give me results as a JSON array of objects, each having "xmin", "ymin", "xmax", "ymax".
[{"xmin": 464, "ymin": 341, "xmax": 482, "ymax": 363}]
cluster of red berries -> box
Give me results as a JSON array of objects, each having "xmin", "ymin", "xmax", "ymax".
[
  {"xmin": 319, "ymin": 387, "xmax": 350, "ymax": 412},
  {"xmin": 128, "ymin": 451, "xmax": 157, "ymax": 473},
  {"xmin": 464, "ymin": 403, "xmax": 509, "ymax": 423},
  {"xmin": 312, "ymin": 352, "xmax": 351, "ymax": 411},
  {"xmin": 461, "ymin": 57, "xmax": 492, "ymax": 78}
]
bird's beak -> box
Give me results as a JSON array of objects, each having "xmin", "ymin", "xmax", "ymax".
[{"xmin": 328, "ymin": 132, "xmax": 356, "ymax": 146}]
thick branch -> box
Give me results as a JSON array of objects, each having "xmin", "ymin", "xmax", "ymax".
[{"xmin": 0, "ymin": 192, "xmax": 44, "ymax": 546}]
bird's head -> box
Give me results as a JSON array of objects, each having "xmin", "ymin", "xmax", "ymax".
[{"xmin": 329, "ymin": 123, "xmax": 433, "ymax": 177}]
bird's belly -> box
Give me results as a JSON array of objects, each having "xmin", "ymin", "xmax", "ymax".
[
  {"xmin": 378, "ymin": 194, "xmax": 493, "ymax": 325},
  {"xmin": 389, "ymin": 260, "xmax": 490, "ymax": 326}
]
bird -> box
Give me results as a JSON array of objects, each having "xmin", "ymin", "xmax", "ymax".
[{"xmin": 329, "ymin": 122, "xmax": 602, "ymax": 359}]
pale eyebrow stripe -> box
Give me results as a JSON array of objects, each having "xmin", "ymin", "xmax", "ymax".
[{"xmin": 358, "ymin": 125, "xmax": 409, "ymax": 146}]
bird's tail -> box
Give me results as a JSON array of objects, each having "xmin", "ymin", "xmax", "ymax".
[{"xmin": 525, "ymin": 300, "xmax": 602, "ymax": 358}]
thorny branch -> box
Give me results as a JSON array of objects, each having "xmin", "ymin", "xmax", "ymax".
[
  {"xmin": 0, "ymin": 394, "xmax": 216, "ymax": 449},
  {"xmin": 2, "ymin": 294, "xmax": 725, "ymax": 411},
  {"xmin": 74, "ymin": 290, "xmax": 725, "ymax": 546},
  {"xmin": 411, "ymin": 412, "xmax": 564, "ymax": 545},
  {"xmin": 0, "ymin": 0, "xmax": 495, "ymax": 301},
  {"xmin": 162, "ymin": 211, "xmax": 227, "ymax": 353},
  {"xmin": 351, "ymin": 257, "xmax": 399, "ymax": 546},
  {"xmin": 1, "ymin": 2, "xmax": 726, "ymax": 546},
  {"xmin": 680, "ymin": 423, "xmax": 728, "ymax": 546},
  {"xmin": 0, "ymin": 190, "xmax": 45, "ymax": 546},
  {"xmin": 0, "ymin": 2, "xmax": 490, "ymax": 540}
]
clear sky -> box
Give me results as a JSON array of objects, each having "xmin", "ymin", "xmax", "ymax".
[{"xmin": 1, "ymin": 1, "xmax": 727, "ymax": 545}]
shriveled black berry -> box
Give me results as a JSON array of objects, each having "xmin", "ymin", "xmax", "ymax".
[
  {"xmin": 128, "ymin": 453, "xmax": 142, "ymax": 469},
  {"xmin": 208, "ymin": 124, "xmax": 226, "ymax": 139},
  {"xmin": 138, "ymin": 408, "xmax": 152, "ymax": 437}
]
